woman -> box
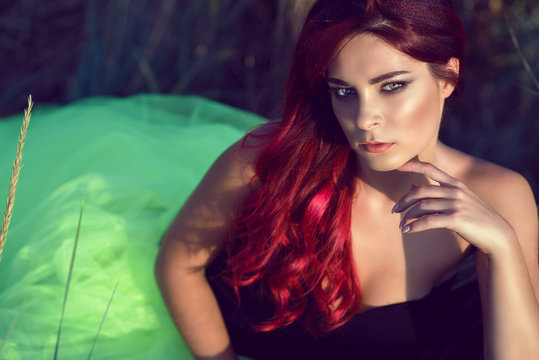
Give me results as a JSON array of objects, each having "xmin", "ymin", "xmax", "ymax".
[{"xmin": 155, "ymin": 0, "xmax": 539, "ymax": 359}]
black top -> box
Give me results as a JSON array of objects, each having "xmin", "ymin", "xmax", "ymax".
[{"xmin": 206, "ymin": 247, "xmax": 483, "ymax": 360}]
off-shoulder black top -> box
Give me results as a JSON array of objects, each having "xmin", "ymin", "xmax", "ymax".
[{"xmin": 206, "ymin": 247, "xmax": 483, "ymax": 360}]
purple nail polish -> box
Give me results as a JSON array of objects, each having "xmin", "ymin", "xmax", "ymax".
[{"xmin": 402, "ymin": 224, "xmax": 411, "ymax": 234}]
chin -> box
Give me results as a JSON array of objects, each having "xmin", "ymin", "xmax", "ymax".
[
  {"xmin": 358, "ymin": 153, "xmax": 412, "ymax": 172},
  {"xmin": 360, "ymin": 157, "xmax": 398, "ymax": 172},
  {"xmin": 365, "ymin": 162, "xmax": 399, "ymax": 172}
]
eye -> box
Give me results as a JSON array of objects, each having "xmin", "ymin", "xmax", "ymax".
[
  {"xmin": 332, "ymin": 87, "xmax": 357, "ymax": 100},
  {"xmin": 380, "ymin": 81, "xmax": 408, "ymax": 93}
]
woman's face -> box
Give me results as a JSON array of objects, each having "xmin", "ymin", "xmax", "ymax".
[{"xmin": 327, "ymin": 34, "xmax": 454, "ymax": 172}]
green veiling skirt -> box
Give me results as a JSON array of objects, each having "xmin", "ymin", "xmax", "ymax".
[{"xmin": 0, "ymin": 94, "xmax": 265, "ymax": 359}]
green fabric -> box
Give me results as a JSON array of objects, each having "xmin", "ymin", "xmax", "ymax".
[{"xmin": 0, "ymin": 94, "xmax": 264, "ymax": 359}]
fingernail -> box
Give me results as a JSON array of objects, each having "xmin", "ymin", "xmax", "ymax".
[
  {"xmin": 410, "ymin": 184, "xmax": 417, "ymax": 190},
  {"xmin": 399, "ymin": 218, "xmax": 405, "ymax": 229},
  {"xmin": 391, "ymin": 203, "xmax": 399, "ymax": 213},
  {"xmin": 402, "ymin": 224, "xmax": 411, "ymax": 234}
]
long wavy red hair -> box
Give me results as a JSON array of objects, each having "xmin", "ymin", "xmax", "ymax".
[{"xmin": 224, "ymin": 0, "xmax": 466, "ymax": 334}]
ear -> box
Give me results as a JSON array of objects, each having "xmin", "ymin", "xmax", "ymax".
[{"xmin": 440, "ymin": 57, "xmax": 460, "ymax": 99}]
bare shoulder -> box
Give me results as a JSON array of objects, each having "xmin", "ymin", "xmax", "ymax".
[
  {"xmin": 464, "ymin": 157, "xmax": 538, "ymax": 244},
  {"xmin": 441, "ymin": 144, "xmax": 537, "ymax": 246},
  {"xmin": 191, "ymin": 119, "xmax": 278, "ymax": 193},
  {"xmin": 460, "ymin": 154, "xmax": 535, "ymax": 216},
  {"xmin": 158, "ymin": 121, "xmax": 276, "ymax": 272},
  {"xmin": 443, "ymin": 145, "xmax": 538, "ymax": 293},
  {"xmin": 228, "ymin": 119, "xmax": 280, "ymax": 177},
  {"xmin": 441, "ymin": 145, "xmax": 536, "ymax": 214}
]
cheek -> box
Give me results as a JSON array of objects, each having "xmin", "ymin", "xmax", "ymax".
[
  {"xmin": 331, "ymin": 98, "xmax": 358, "ymax": 136},
  {"xmin": 391, "ymin": 85, "xmax": 440, "ymax": 136},
  {"xmin": 331, "ymin": 97, "xmax": 356, "ymax": 120}
]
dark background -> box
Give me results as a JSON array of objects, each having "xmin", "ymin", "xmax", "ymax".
[{"xmin": 1, "ymin": 0, "xmax": 538, "ymax": 200}]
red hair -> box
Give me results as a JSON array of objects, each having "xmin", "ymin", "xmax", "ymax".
[{"xmin": 223, "ymin": 0, "xmax": 466, "ymax": 334}]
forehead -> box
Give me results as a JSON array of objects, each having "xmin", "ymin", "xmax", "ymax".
[{"xmin": 327, "ymin": 34, "xmax": 427, "ymax": 79}]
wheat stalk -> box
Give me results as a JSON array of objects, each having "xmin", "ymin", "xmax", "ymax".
[
  {"xmin": 506, "ymin": 17, "xmax": 539, "ymax": 92},
  {"xmin": 0, "ymin": 95, "xmax": 33, "ymax": 261},
  {"xmin": 54, "ymin": 198, "xmax": 84, "ymax": 360}
]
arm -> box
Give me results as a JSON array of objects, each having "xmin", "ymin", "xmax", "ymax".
[
  {"xmin": 475, "ymin": 173, "xmax": 539, "ymax": 359},
  {"xmin": 155, "ymin": 140, "xmax": 256, "ymax": 360},
  {"xmin": 395, "ymin": 161, "xmax": 539, "ymax": 360}
]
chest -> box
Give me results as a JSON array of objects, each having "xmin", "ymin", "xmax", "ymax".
[{"xmin": 350, "ymin": 205, "xmax": 469, "ymax": 312}]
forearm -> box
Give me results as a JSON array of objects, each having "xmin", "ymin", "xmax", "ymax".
[
  {"xmin": 156, "ymin": 265, "xmax": 237, "ymax": 360},
  {"xmin": 482, "ymin": 242, "xmax": 539, "ymax": 359}
]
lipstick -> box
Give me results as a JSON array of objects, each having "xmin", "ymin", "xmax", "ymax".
[{"xmin": 361, "ymin": 142, "xmax": 394, "ymax": 153}]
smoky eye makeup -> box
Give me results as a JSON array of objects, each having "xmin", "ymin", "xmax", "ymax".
[
  {"xmin": 329, "ymin": 86, "xmax": 357, "ymax": 101},
  {"xmin": 327, "ymin": 75, "xmax": 414, "ymax": 100},
  {"xmin": 379, "ymin": 79, "xmax": 412, "ymax": 94}
]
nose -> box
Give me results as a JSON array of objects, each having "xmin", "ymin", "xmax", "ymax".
[{"xmin": 356, "ymin": 94, "xmax": 383, "ymax": 130}]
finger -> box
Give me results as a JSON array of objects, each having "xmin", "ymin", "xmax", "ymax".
[
  {"xmin": 401, "ymin": 213, "xmax": 455, "ymax": 234},
  {"xmin": 397, "ymin": 160, "xmax": 460, "ymax": 187},
  {"xmin": 393, "ymin": 184, "xmax": 462, "ymax": 213},
  {"xmin": 398, "ymin": 199, "xmax": 456, "ymax": 228}
]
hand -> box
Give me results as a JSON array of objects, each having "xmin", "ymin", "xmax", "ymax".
[{"xmin": 392, "ymin": 160, "xmax": 517, "ymax": 256}]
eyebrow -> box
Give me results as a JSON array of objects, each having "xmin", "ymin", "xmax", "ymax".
[{"xmin": 327, "ymin": 70, "xmax": 410, "ymax": 86}]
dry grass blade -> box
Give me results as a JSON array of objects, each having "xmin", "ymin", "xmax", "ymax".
[
  {"xmin": 0, "ymin": 95, "xmax": 32, "ymax": 261},
  {"xmin": 0, "ymin": 297, "xmax": 26, "ymax": 357},
  {"xmin": 506, "ymin": 17, "xmax": 539, "ymax": 92},
  {"xmin": 87, "ymin": 282, "xmax": 119, "ymax": 360},
  {"xmin": 54, "ymin": 199, "xmax": 84, "ymax": 360}
]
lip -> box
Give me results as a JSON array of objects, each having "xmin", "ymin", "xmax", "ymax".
[{"xmin": 360, "ymin": 142, "xmax": 394, "ymax": 153}]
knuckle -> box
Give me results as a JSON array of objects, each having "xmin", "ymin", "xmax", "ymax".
[
  {"xmin": 452, "ymin": 210, "xmax": 466, "ymax": 224},
  {"xmin": 421, "ymin": 216, "xmax": 433, "ymax": 227},
  {"xmin": 453, "ymin": 188, "xmax": 466, "ymax": 200},
  {"xmin": 413, "ymin": 185, "xmax": 425, "ymax": 196},
  {"xmin": 452, "ymin": 199, "xmax": 464, "ymax": 211}
]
